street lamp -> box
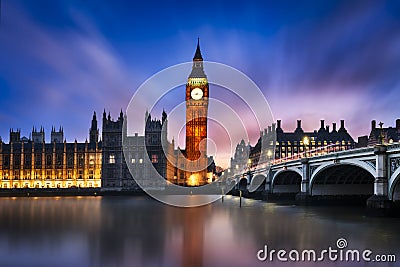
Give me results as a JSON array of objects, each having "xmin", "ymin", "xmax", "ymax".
[{"xmin": 303, "ymin": 136, "xmax": 310, "ymax": 157}]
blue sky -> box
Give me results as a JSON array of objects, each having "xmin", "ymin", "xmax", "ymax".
[{"xmin": 1, "ymin": 0, "xmax": 400, "ymax": 143}]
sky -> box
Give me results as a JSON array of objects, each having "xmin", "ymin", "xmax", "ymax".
[{"xmin": 1, "ymin": 0, "xmax": 400, "ymax": 146}]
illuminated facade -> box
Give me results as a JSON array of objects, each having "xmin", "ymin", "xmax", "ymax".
[{"xmin": 0, "ymin": 113, "xmax": 102, "ymax": 189}]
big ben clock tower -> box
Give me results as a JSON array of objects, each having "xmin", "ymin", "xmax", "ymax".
[{"xmin": 185, "ymin": 38, "xmax": 209, "ymax": 186}]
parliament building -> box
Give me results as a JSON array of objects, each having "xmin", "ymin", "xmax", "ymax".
[{"xmin": 0, "ymin": 113, "xmax": 102, "ymax": 189}]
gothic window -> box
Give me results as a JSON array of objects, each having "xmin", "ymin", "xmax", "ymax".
[
  {"xmin": 67, "ymin": 154, "xmax": 74, "ymax": 168},
  {"xmin": 3, "ymin": 155, "xmax": 9, "ymax": 167},
  {"xmin": 109, "ymin": 154, "xmax": 115, "ymax": 164},
  {"xmin": 14, "ymin": 155, "xmax": 20, "ymax": 168},
  {"xmin": 25, "ymin": 154, "xmax": 31, "ymax": 167},
  {"xmin": 78, "ymin": 154, "xmax": 84, "ymax": 167},
  {"xmin": 89, "ymin": 154, "xmax": 95, "ymax": 165},
  {"xmin": 56, "ymin": 154, "xmax": 63, "ymax": 167},
  {"xmin": 35, "ymin": 154, "xmax": 41, "ymax": 167},
  {"xmin": 46, "ymin": 154, "xmax": 52, "ymax": 167}
]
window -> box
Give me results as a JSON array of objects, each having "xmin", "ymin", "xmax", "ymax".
[
  {"xmin": 25, "ymin": 155, "xmax": 31, "ymax": 167},
  {"xmin": 55, "ymin": 154, "xmax": 62, "ymax": 167},
  {"xmin": 3, "ymin": 155, "xmax": 9, "ymax": 167},
  {"xmin": 89, "ymin": 155, "xmax": 95, "ymax": 165},
  {"xmin": 46, "ymin": 154, "xmax": 52, "ymax": 167},
  {"xmin": 78, "ymin": 154, "xmax": 84, "ymax": 167},
  {"xmin": 109, "ymin": 154, "xmax": 115, "ymax": 164},
  {"xmin": 131, "ymin": 158, "xmax": 136, "ymax": 164},
  {"xmin": 151, "ymin": 154, "xmax": 158, "ymax": 163},
  {"xmin": 14, "ymin": 156, "xmax": 20, "ymax": 168},
  {"xmin": 139, "ymin": 158, "xmax": 143, "ymax": 164}
]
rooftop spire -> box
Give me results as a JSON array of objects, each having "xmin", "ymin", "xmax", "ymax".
[{"xmin": 193, "ymin": 37, "xmax": 203, "ymax": 61}]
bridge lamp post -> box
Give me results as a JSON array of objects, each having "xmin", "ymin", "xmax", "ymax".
[
  {"xmin": 303, "ymin": 136, "xmax": 310, "ymax": 158},
  {"xmin": 247, "ymin": 158, "xmax": 252, "ymax": 184}
]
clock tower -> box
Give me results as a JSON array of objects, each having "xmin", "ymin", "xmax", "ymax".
[{"xmin": 185, "ymin": 38, "xmax": 209, "ymax": 186}]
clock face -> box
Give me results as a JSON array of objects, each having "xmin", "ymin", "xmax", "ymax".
[{"xmin": 191, "ymin": 88, "xmax": 203, "ymax": 100}]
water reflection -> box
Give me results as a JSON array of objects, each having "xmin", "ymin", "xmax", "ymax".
[{"xmin": 0, "ymin": 196, "xmax": 398, "ymax": 267}]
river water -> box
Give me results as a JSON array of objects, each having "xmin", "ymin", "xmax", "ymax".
[{"xmin": 0, "ymin": 195, "xmax": 398, "ymax": 267}]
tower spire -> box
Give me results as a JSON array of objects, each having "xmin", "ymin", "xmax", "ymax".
[{"xmin": 193, "ymin": 37, "xmax": 203, "ymax": 61}]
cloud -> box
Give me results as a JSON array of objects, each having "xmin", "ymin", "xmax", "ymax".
[
  {"xmin": 0, "ymin": 2, "xmax": 141, "ymax": 141},
  {"xmin": 253, "ymin": 1, "xmax": 400, "ymax": 137}
]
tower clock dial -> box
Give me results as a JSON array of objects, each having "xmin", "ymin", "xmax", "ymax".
[{"xmin": 191, "ymin": 88, "xmax": 203, "ymax": 100}]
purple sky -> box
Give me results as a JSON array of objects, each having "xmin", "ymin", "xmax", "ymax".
[{"xmin": 0, "ymin": 0, "xmax": 400, "ymax": 144}]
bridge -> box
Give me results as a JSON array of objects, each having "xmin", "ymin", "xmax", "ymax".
[{"xmin": 227, "ymin": 143, "xmax": 400, "ymax": 215}]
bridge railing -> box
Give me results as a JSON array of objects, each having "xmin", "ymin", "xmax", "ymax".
[{"xmin": 270, "ymin": 144, "xmax": 343, "ymax": 165}]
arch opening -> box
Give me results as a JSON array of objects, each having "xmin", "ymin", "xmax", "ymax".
[
  {"xmin": 272, "ymin": 171, "xmax": 301, "ymax": 193},
  {"xmin": 248, "ymin": 174, "xmax": 266, "ymax": 193},
  {"xmin": 392, "ymin": 178, "xmax": 400, "ymax": 201},
  {"xmin": 238, "ymin": 178, "xmax": 248, "ymax": 191},
  {"xmin": 311, "ymin": 164, "xmax": 374, "ymax": 196}
]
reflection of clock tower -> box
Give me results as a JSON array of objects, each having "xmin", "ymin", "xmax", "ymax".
[{"xmin": 185, "ymin": 38, "xmax": 209, "ymax": 186}]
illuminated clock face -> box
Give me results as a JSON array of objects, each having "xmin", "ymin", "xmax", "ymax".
[{"xmin": 191, "ymin": 88, "xmax": 203, "ymax": 100}]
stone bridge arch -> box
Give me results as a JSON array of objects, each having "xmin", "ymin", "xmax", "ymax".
[
  {"xmin": 309, "ymin": 159, "xmax": 375, "ymax": 196},
  {"xmin": 248, "ymin": 173, "xmax": 267, "ymax": 193},
  {"xmin": 271, "ymin": 168, "xmax": 302, "ymax": 193},
  {"xmin": 389, "ymin": 167, "xmax": 400, "ymax": 201}
]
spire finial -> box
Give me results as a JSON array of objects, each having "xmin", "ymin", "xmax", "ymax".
[{"xmin": 193, "ymin": 37, "xmax": 203, "ymax": 61}]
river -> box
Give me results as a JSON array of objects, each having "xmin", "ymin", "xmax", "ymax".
[{"xmin": 0, "ymin": 195, "xmax": 398, "ymax": 267}]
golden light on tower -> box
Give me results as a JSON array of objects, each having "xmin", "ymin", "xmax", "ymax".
[{"xmin": 184, "ymin": 38, "xmax": 210, "ymax": 186}]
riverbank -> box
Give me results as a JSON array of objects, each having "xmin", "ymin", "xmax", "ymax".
[{"xmin": 0, "ymin": 188, "xmax": 145, "ymax": 197}]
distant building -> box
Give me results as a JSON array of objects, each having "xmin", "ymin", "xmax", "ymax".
[
  {"xmin": 230, "ymin": 119, "xmax": 356, "ymax": 172},
  {"xmin": 367, "ymin": 119, "xmax": 400, "ymax": 146},
  {"xmin": 270, "ymin": 119, "xmax": 355, "ymax": 161},
  {"xmin": 0, "ymin": 113, "xmax": 102, "ymax": 189}
]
